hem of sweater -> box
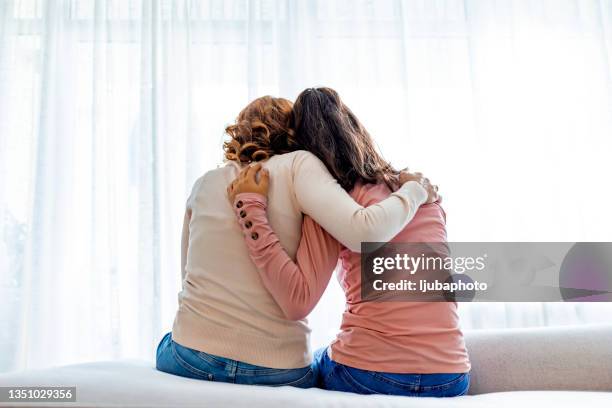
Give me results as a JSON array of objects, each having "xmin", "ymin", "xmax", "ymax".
[
  {"xmin": 329, "ymin": 343, "xmax": 471, "ymax": 374},
  {"xmin": 172, "ymin": 310, "xmax": 311, "ymax": 370}
]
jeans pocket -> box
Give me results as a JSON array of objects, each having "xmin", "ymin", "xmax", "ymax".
[
  {"xmin": 170, "ymin": 342, "xmax": 215, "ymax": 381},
  {"xmin": 239, "ymin": 366, "xmax": 314, "ymax": 388},
  {"xmin": 280, "ymin": 367, "xmax": 315, "ymax": 388},
  {"xmin": 419, "ymin": 373, "xmax": 470, "ymax": 397},
  {"xmin": 336, "ymin": 366, "xmax": 382, "ymax": 395}
]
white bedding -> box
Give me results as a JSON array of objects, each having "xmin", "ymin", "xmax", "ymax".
[
  {"xmin": 2, "ymin": 325, "xmax": 612, "ymax": 407},
  {"xmin": 0, "ymin": 360, "xmax": 611, "ymax": 408}
]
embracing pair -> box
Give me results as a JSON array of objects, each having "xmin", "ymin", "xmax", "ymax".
[{"xmin": 156, "ymin": 87, "xmax": 470, "ymax": 397}]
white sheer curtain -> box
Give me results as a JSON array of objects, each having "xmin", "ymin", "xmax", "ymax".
[{"xmin": 1, "ymin": 0, "xmax": 612, "ymax": 373}]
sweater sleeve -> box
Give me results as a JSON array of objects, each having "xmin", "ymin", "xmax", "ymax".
[
  {"xmin": 292, "ymin": 152, "xmax": 428, "ymax": 252},
  {"xmin": 233, "ymin": 193, "xmax": 341, "ymax": 321}
]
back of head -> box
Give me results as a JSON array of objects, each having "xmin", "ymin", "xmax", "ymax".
[
  {"xmin": 224, "ymin": 96, "xmax": 297, "ymax": 163},
  {"xmin": 290, "ymin": 87, "xmax": 398, "ymax": 191}
]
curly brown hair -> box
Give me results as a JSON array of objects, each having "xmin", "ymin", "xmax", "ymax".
[{"xmin": 223, "ymin": 96, "xmax": 298, "ymax": 163}]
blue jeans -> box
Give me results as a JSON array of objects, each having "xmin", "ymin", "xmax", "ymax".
[
  {"xmin": 312, "ymin": 347, "xmax": 470, "ymax": 397},
  {"xmin": 155, "ymin": 332, "xmax": 315, "ymax": 388}
]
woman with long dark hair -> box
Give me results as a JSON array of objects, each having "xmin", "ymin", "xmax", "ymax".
[
  {"xmin": 228, "ymin": 87, "xmax": 470, "ymax": 397},
  {"xmin": 156, "ymin": 95, "xmax": 437, "ymax": 387}
]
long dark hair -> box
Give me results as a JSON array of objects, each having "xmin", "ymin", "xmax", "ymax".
[{"xmin": 291, "ymin": 87, "xmax": 399, "ymax": 191}]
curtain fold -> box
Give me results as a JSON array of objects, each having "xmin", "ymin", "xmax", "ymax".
[{"xmin": 1, "ymin": 0, "xmax": 612, "ymax": 372}]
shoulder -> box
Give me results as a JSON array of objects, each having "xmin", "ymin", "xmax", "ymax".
[
  {"xmin": 206, "ymin": 160, "xmax": 244, "ymax": 179},
  {"xmin": 287, "ymin": 150, "xmax": 329, "ymax": 173},
  {"xmin": 421, "ymin": 202, "xmax": 447, "ymax": 223},
  {"xmin": 189, "ymin": 174, "xmax": 206, "ymax": 193},
  {"xmin": 186, "ymin": 165, "xmax": 238, "ymax": 208},
  {"xmin": 191, "ymin": 168, "xmax": 216, "ymax": 188},
  {"xmin": 350, "ymin": 182, "xmax": 391, "ymax": 206},
  {"xmin": 289, "ymin": 149, "xmax": 321, "ymax": 163},
  {"xmin": 190, "ymin": 164, "xmax": 234, "ymax": 193},
  {"xmin": 265, "ymin": 149, "xmax": 322, "ymax": 165}
]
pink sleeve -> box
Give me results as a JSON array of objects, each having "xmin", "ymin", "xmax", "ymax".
[{"xmin": 232, "ymin": 193, "xmax": 341, "ymax": 320}]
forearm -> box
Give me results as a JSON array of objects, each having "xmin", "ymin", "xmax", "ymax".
[
  {"xmin": 294, "ymin": 153, "xmax": 428, "ymax": 252},
  {"xmin": 233, "ymin": 193, "xmax": 339, "ymax": 320},
  {"xmin": 300, "ymin": 179, "xmax": 428, "ymax": 251},
  {"xmin": 343, "ymin": 181, "xmax": 429, "ymax": 248}
]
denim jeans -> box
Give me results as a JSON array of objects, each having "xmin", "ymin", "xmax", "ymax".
[
  {"xmin": 155, "ymin": 332, "xmax": 315, "ymax": 388},
  {"xmin": 312, "ymin": 347, "xmax": 470, "ymax": 397}
]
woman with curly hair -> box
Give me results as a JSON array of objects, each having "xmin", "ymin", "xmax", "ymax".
[{"xmin": 155, "ymin": 95, "xmax": 437, "ymax": 388}]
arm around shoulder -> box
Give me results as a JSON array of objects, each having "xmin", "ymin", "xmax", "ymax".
[{"xmin": 291, "ymin": 151, "xmax": 428, "ymax": 252}]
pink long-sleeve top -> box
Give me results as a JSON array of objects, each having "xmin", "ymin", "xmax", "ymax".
[{"xmin": 233, "ymin": 182, "xmax": 471, "ymax": 374}]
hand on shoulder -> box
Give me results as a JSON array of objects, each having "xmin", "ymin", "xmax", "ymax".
[{"xmin": 227, "ymin": 163, "xmax": 270, "ymax": 203}]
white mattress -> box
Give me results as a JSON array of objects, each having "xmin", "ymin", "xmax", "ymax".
[
  {"xmin": 2, "ymin": 326, "xmax": 612, "ymax": 407},
  {"xmin": 0, "ymin": 360, "xmax": 611, "ymax": 408}
]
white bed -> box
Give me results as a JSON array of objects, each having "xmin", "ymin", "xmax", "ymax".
[{"xmin": 1, "ymin": 325, "xmax": 611, "ymax": 407}]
